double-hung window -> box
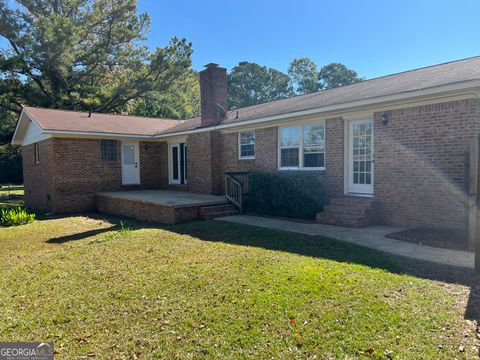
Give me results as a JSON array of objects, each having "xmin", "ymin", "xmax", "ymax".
[
  {"xmin": 239, "ymin": 130, "xmax": 256, "ymax": 159},
  {"xmin": 101, "ymin": 140, "xmax": 117, "ymax": 162},
  {"xmin": 279, "ymin": 122, "xmax": 325, "ymax": 170}
]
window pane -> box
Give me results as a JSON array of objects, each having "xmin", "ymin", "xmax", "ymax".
[
  {"xmin": 366, "ymin": 173, "xmax": 371, "ymax": 184},
  {"xmin": 281, "ymin": 148, "xmax": 299, "ymax": 167},
  {"xmin": 303, "ymin": 146, "xmax": 324, "ymax": 168},
  {"xmin": 101, "ymin": 140, "xmax": 116, "ymax": 162},
  {"xmin": 172, "ymin": 146, "xmax": 179, "ymax": 180},
  {"xmin": 184, "ymin": 145, "xmax": 188, "ymax": 181},
  {"xmin": 281, "ymin": 126, "xmax": 300, "ymax": 147},
  {"xmin": 240, "ymin": 131, "xmax": 255, "ymax": 158},
  {"xmin": 241, "ymin": 144, "xmax": 255, "ymax": 157},
  {"xmin": 304, "ymin": 153, "xmax": 324, "ymax": 168},
  {"xmin": 304, "ymin": 123, "xmax": 324, "ymax": 146},
  {"xmin": 240, "ymin": 131, "xmax": 255, "ymax": 145}
]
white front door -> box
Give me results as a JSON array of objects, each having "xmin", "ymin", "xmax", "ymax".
[
  {"xmin": 121, "ymin": 142, "xmax": 140, "ymax": 185},
  {"xmin": 348, "ymin": 119, "xmax": 374, "ymax": 195}
]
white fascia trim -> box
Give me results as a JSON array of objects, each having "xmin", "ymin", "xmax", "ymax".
[
  {"xmin": 10, "ymin": 110, "xmax": 23, "ymax": 144},
  {"xmin": 11, "ymin": 109, "xmax": 30, "ymax": 145},
  {"xmin": 14, "ymin": 79, "xmax": 480, "ymax": 143},
  {"xmin": 47, "ymin": 130, "xmax": 155, "ymax": 139},
  {"xmin": 154, "ymin": 79, "xmax": 480, "ymax": 139}
]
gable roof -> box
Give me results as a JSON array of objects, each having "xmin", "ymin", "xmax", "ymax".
[
  {"xmin": 22, "ymin": 107, "xmax": 182, "ymax": 136},
  {"xmin": 12, "ymin": 56, "xmax": 480, "ymax": 144},
  {"xmin": 219, "ymin": 56, "xmax": 480, "ymax": 125}
]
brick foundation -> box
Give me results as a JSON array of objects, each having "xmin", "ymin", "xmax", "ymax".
[{"xmin": 96, "ymin": 194, "xmax": 200, "ymax": 224}]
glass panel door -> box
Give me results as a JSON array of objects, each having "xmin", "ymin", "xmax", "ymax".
[
  {"xmin": 348, "ymin": 120, "xmax": 374, "ymax": 194},
  {"xmin": 169, "ymin": 143, "xmax": 187, "ymax": 185}
]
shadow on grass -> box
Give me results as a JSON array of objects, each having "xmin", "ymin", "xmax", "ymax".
[
  {"xmin": 44, "ymin": 213, "xmax": 139, "ymax": 243},
  {"xmin": 47, "ymin": 225, "xmax": 118, "ymax": 243},
  {"xmin": 169, "ymin": 219, "xmax": 480, "ymax": 325},
  {"xmin": 40, "ymin": 212, "xmax": 480, "ymax": 325}
]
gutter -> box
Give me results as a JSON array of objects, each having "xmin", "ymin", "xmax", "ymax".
[
  {"xmin": 12, "ymin": 78, "xmax": 480, "ymax": 144},
  {"xmin": 153, "ymin": 78, "xmax": 480, "ymax": 138}
]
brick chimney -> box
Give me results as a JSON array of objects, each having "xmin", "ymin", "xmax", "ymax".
[{"xmin": 200, "ymin": 63, "xmax": 227, "ymax": 127}]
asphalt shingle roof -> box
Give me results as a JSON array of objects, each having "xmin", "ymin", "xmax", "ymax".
[
  {"xmin": 23, "ymin": 56, "xmax": 480, "ymax": 137},
  {"xmin": 24, "ymin": 107, "xmax": 181, "ymax": 136}
]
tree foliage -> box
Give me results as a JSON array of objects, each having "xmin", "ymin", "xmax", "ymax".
[
  {"xmin": 0, "ymin": 0, "xmax": 194, "ymax": 115},
  {"xmin": 229, "ymin": 58, "xmax": 363, "ymax": 106},
  {"xmin": 318, "ymin": 62, "xmax": 363, "ymax": 90},
  {"xmin": 0, "ymin": 0, "xmax": 198, "ymax": 183},
  {"xmin": 227, "ymin": 61, "xmax": 292, "ymax": 109},
  {"xmin": 125, "ymin": 69, "xmax": 200, "ymax": 119},
  {"xmin": 288, "ymin": 57, "xmax": 319, "ymax": 95},
  {"xmin": 288, "ymin": 58, "xmax": 363, "ymax": 95}
]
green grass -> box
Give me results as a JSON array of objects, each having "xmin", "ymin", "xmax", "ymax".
[
  {"xmin": 0, "ymin": 184, "xmax": 24, "ymax": 209},
  {"xmin": 0, "ymin": 184, "xmax": 24, "ymax": 197},
  {"xmin": 0, "ymin": 214, "xmax": 477, "ymax": 359}
]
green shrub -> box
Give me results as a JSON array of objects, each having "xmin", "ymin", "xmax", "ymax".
[
  {"xmin": 0, "ymin": 207, "xmax": 36, "ymax": 227},
  {"xmin": 247, "ymin": 171, "xmax": 328, "ymax": 220}
]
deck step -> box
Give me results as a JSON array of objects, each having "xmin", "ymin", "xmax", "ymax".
[
  {"xmin": 199, "ymin": 204, "xmax": 240, "ymax": 219},
  {"xmin": 316, "ymin": 196, "xmax": 377, "ymax": 228}
]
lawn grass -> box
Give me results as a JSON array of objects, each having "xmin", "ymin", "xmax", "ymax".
[
  {"xmin": 0, "ymin": 184, "xmax": 24, "ymax": 209},
  {"xmin": 0, "ymin": 214, "xmax": 478, "ymax": 359},
  {"xmin": 0, "ymin": 184, "xmax": 24, "ymax": 197}
]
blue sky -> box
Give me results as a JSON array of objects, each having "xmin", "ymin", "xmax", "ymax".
[
  {"xmin": 140, "ymin": 0, "xmax": 480, "ymax": 79},
  {"xmin": 1, "ymin": 1, "xmax": 479, "ymax": 80}
]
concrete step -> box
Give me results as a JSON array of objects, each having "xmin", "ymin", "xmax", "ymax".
[
  {"xmin": 199, "ymin": 204, "xmax": 239, "ymax": 219},
  {"xmin": 206, "ymin": 210, "xmax": 240, "ymax": 219},
  {"xmin": 329, "ymin": 196, "xmax": 374, "ymax": 206}
]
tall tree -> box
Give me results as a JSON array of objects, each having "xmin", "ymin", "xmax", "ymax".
[
  {"xmin": 125, "ymin": 69, "xmax": 200, "ymax": 119},
  {"xmin": 288, "ymin": 57, "xmax": 319, "ymax": 95},
  {"xmin": 228, "ymin": 61, "xmax": 292, "ymax": 109},
  {"xmin": 0, "ymin": 0, "xmax": 193, "ymax": 115},
  {"xmin": 318, "ymin": 63, "xmax": 363, "ymax": 90}
]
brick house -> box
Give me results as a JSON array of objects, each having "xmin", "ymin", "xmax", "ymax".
[{"xmin": 11, "ymin": 57, "xmax": 480, "ymax": 229}]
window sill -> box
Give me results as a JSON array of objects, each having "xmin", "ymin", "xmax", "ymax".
[
  {"xmin": 239, "ymin": 156, "xmax": 256, "ymax": 160},
  {"xmin": 278, "ymin": 167, "xmax": 325, "ymax": 171}
]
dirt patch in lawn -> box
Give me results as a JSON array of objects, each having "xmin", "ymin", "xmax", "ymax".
[{"xmin": 386, "ymin": 227, "xmax": 470, "ymax": 252}]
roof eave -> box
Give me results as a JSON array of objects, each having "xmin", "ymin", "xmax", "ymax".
[
  {"xmin": 11, "ymin": 108, "xmax": 33, "ymax": 145},
  {"xmin": 153, "ymin": 78, "xmax": 480, "ymax": 138}
]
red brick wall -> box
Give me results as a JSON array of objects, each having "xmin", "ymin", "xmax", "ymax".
[
  {"xmin": 220, "ymin": 127, "xmax": 278, "ymax": 173},
  {"xmin": 324, "ymin": 117, "xmax": 344, "ymax": 197},
  {"xmin": 209, "ymin": 99, "xmax": 477, "ymax": 229},
  {"xmin": 24, "ymin": 138, "xmax": 166, "ymax": 213},
  {"xmin": 22, "ymin": 98, "xmax": 480, "ymax": 230},
  {"xmin": 96, "ymin": 194, "xmax": 199, "ymax": 224},
  {"xmin": 187, "ymin": 131, "xmax": 223, "ymax": 194},
  {"xmin": 140, "ymin": 141, "xmax": 165, "ymax": 188},
  {"xmin": 23, "ymin": 139, "xmax": 56, "ymax": 212},
  {"xmin": 218, "ymin": 123, "xmax": 343, "ymax": 196},
  {"xmin": 52, "ymin": 138, "xmax": 122, "ymax": 212},
  {"xmin": 374, "ymin": 98, "xmax": 480, "ymax": 229}
]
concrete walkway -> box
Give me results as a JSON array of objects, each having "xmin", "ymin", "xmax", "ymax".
[{"xmin": 218, "ymin": 215, "xmax": 474, "ymax": 269}]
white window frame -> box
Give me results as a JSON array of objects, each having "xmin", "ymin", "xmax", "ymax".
[
  {"xmin": 34, "ymin": 142, "xmax": 40, "ymax": 164},
  {"xmin": 168, "ymin": 142, "xmax": 187, "ymax": 185},
  {"xmin": 238, "ymin": 130, "xmax": 256, "ymax": 160},
  {"xmin": 278, "ymin": 121, "xmax": 325, "ymax": 170}
]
